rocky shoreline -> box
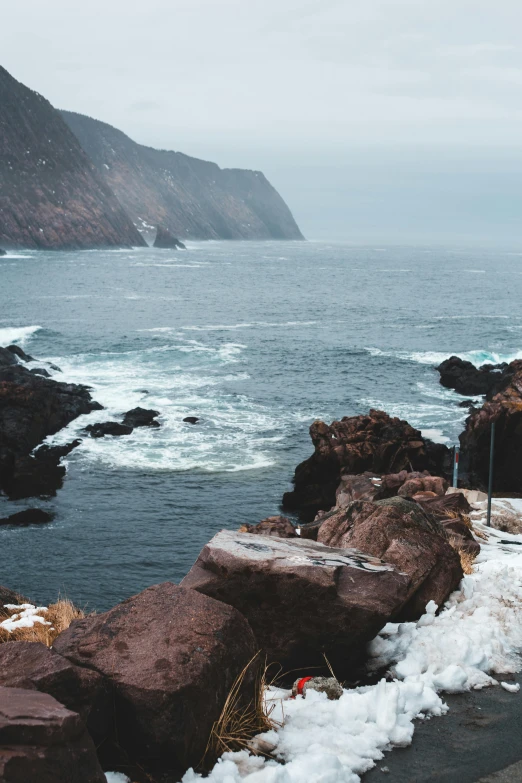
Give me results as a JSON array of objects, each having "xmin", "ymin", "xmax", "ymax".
[{"xmin": 1, "ymin": 350, "xmax": 522, "ymax": 780}]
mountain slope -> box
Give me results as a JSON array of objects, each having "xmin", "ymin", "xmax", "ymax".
[
  {"xmin": 0, "ymin": 67, "xmax": 145, "ymax": 250},
  {"xmin": 61, "ymin": 111, "xmax": 304, "ymax": 241}
]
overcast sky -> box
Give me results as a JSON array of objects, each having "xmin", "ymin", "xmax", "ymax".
[{"xmin": 3, "ymin": 1, "xmax": 522, "ymax": 242}]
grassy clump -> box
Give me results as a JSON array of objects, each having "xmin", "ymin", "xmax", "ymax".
[{"xmin": 0, "ymin": 598, "xmax": 85, "ymax": 646}]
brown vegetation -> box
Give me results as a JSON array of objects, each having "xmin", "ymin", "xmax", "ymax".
[{"xmin": 0, "ymin": 598, "xmax": 85, "ymax": 646}]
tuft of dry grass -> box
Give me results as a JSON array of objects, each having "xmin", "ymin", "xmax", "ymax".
[
  {"xmin": 203, "ymin": 652, "xmax": 281, "ymax": 768},
  {"xmin": 448, "ymin": 536, "xmax": 477, "ymax": 575},
  {"xmin": 0, "ymin": 598, "xmax": 85, "ymax": 647}
]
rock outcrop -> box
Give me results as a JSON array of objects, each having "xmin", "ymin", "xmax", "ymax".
[
  {"xmin": 0, "ymin": 686, "xmax": 105, "ymax": 783},
  {"xmin": 0, "ymin": 509, "xmax": 53, "ymax": 527},
  {"xmin": 153, "ymin": 227, "xmax": 186, "ymax": 249},
  {"xmin": 61, "ymin": 110, "xmax": 305, "ymax": 241},
  {"xmin": 436, "ymin": 356, "xmax": 507, "ymax": 397},
  {"xmin": 0, "ymin": 66, "xmax": 145, "ymax": 250},
  {"xmin": 181, "ymin": 530, "xmax": 411, "ymax": 678},
  {"xmin": 122, "ymin": 407, "xmax": 160, "ymax": 428},
  {"xmin": 460, "ymin": 360, "xmax": 522, "ymax": 493},
  {"xmin": 53, "ymin": 582, "xmax": 257, "ymax": 777},
  {"xmin": 283, "ymin": 410, "xmax": 451, "ymax": 521},
  {"xmin": 83, "ymin": 422, "xmax": 133, "ymax": 438},
  {"xmin": 317, "ymin": 497, "xmax": 463, "ymax": 621}
]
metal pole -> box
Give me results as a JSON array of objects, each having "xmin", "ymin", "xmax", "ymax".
[
  {"xmin": 486, "ymin": 421, "xmax": 496, "ymax": 528},
  {"xmin": 453, "ymin": 445, "xmax": 460, "ymax": 487}
]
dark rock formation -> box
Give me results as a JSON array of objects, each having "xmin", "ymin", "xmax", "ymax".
[
  {"xmin": 0, "ymin": 249, "xmax": 6, "ymax": 256},
  {"xmin": 317, "ymin": 497, "xmax": 463, "ymax": 621},
  {"xmin": 0, "ymin": 643, "xmax": 112, "ymax": 747},
  {"xmin": 0, "ymin": 686, "xmax": 106, "ymax": 783},
  {"xmin": 0, "ymin": 509, "xmax": 53, "ymax": 527},
  {"xmin": 0, "ymin": 67, "xmax": 145, "ymax": 250},
  {"xmin": 240, "ymin": 515, "xmax": 297, "ymax": 538},
  {"xmin": 153, "ymin": 227, "xmax": 186, "ymax": 249},
  {"xmin": 283, "ymin": 410, "xmax": 451, "ymax": 522},
  {"xmin": 459, "ymin": 360, "xmax": 522, "ymax": 493},
  {"xmin": 181, "ymin": 530, "xmax": 411, "ymax": 678},
  {"xmin": 122, "ymin": 407, "xmax": 160, "ymax": 428},
  {"xmin": 54, "ymin": 582, "xmax": 257, "ymax": 777},
  {"xmin": 61, "ymin": 111, "xmax": 305, "ymax": 241},
  {"xmin": 83, "ymin": 422, "xmax": 133, "ymax": 438},
  {"xmin": 0, "ymin": 586, "xmax": 27, "ymax": 609},
  {"xmin": 6, "ymin": 345, "xmax": 34, "ymax": 363},
  {"xmin": 437, "ymin": 356, "xmax": 507, "ymax": 397},
  {"xmin": 0, "ymin": 353, "xmax": 100, "ymax": 499},
  {"xmin": 183, "ymin": 416, "xmax": 199, "ymax": 425}
]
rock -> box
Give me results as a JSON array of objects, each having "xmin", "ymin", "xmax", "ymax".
[
  {"xmin": 335, "ymin": 473, "xmax": 382, "ymax": 506},
  {"xmin": 6, "ymin": 345, "xmax": 34, "ymax": 363},
  {"xmin": 0, "ymin": 348, "xmax": 18, "ymax": 368},
  {"xmin": 153, "ymin": 227, "xmax": 186, "ymax": 249},
  {"xmin": 459, "ymin": 399, "xmax": 476, "ymax": 408},
  {"xmin": 53, "ymin": 582, "xmax": 257, "ymax": 776},
  {"xmin": 240, "ymin": 515, "xmax": 297, "ymax": 538},
  {"xmin": 183, "ymin": 416, "xmax": 199, "ymax": 425},
  {"xmin": 30, "ymin": 367, "xmax": 52, "ymax": 378},
  {"xmin": 0, "ymin": 355, "xmax": 101, "ymax": 499},
  {"xmin": 0, "ymin": 249, "xmax": 6, "ymax": 256},
  {"xmin": 397, "ymin": 475, "xmax": 448, "ymax": 498},
  {"xmin": 181, "ymin": 530, "xmax": 411, "ymax": 678},
  {"xmin": 459, "ymin": 360, "xmax": 522, "ymax": 493},
  {"xmin": 317, "ymin": 497, "xmax": 463, "ymax": 621},
  {"xmin": 0, "ymin": 686, "xmax": 106, "ymax": 783},
  {"xmin": 291, "ymin": 676, "xmax": 343, "ymax": 700},
  {"xmin": 122, "ymin": 407, "xmax": 160, "ymax": 428},
  {"xmin": 0, "ymin": 587, "xmax": 27, "ymax": 611},
  {"xmin": 414, "ymin": 492, "xmax": 480, "ymax": 558},
  {"xmin": 436, "ymin": 356, "xmax": 507, "ymax": 397},
  {"xmin": 283, "ymin": 411, "xmax": 451, "ymax": 521},
  {"xmin": 83, "ymin": 422, "xmax": 133, "ymax": 438},
  {"xmin": 0, "ymin": 643, "xmax": 112, "ymax": 746},
  {"xmin": 0, "ymin": 509, "xmax": 53, "ymax": 527},
  {"xmin": 5, "ymin": 440, "xmax": 81, "ymax": 499}
]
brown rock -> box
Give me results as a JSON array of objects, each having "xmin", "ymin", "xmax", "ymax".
[
  {"xmin": 181, "ymin": 530, "xmax": 411, "ymax": 678},
  {"xmin": 335, "ymin": 473, "xmax": 382, "ymax": 507},
  {"xmin": 317, "ymin": 497, "xmax": 463, "ymax": 621},
  {"xmin": 0, "ymin": 642, "xmax": 112, "ymax": 746},
  {"xmin": 0, "ymin": 686, "xmax": 105, "ymax": 783},
  {"xmin": 240, "ymin": 515, "xmax": 296, "ymax": 538},
  {"xmin": 398, "ymin": 475, "xmax": 448, "ymax": 498},
  {"xmin": 283, "ymin": 410, "xmax": 451, "ymax": 521},
  {"xmin": 414, "ymin": 493, "xmax": 479, "ymax": 558},
  {"xmin": 53, "ymin": 582, "xmax": 257, "ymax": 776}
]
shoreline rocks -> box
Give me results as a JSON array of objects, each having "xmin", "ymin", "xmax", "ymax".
[
  {"xmin": 436, "ymin": 356, "xmax": 507, "ymax": 397},
  {"xmin": 153, "ymin": 227, "xmax": 186, "ymax": 249},
  {"xmin": 0, "ymin": 509, "xmax": 53, "ymax": 527}
]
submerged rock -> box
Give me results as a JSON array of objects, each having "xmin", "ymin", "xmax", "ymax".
[
  {"xmin": 53, "ymin": 582, "xmax": 257, "ymax": 777},
  {"xmin": 0, "ymin": 686, "xmax": 106, "ymax": 783},
  {"xmin": 83, "ymin": 422, "xmax": 133, "ymax": 438},
  {"xmin": 0, "ymin": 509, "xmax": 53, "ymax": 527},
  {"xmin": 437, "ymin": 356, "xmax": 507, "ymax": 397},
  {"xmin": 122, "ymin": 407, "xmax": 159, "ymax": 428},
  {"xmin": 183, "ymin": 416, "xmax": 199, "ymax": 424},
  {"xmin": 181, "ymin": 530, "xmax": 411, "ymax": 678},
  {"xmin": 153, "ymin": 226, "xmax": 186, "ymax": 249}
]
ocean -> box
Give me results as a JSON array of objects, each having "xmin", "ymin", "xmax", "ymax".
[{"xmin": 1, "ymin": 240, "xmax": 521, "ymax": 610}]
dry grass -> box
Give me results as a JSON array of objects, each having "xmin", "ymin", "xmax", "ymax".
[
  {"xmin": 0, "ymin": 598, "xmax": 85, "ymax": 646},
  {"xmin": 203, "ymin": 652, "xmax": 281, "ymax": 768},
  {"xmin": 447, "ymin": 536, "xmax": 477, "ymax": 575},
  {"xmin": 491, "ymin": 512, "xmax": 522, "ymax": 536}
]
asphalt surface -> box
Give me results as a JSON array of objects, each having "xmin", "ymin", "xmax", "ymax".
[{"xmin": 363, "ymin": 674, "xmax": 522, "ymax": 783}]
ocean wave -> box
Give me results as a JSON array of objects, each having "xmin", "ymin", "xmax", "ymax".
[
  {"xmin": 0, "ymin": 325, "xmax": 42, "ymax": 346},
  {"xmin": 365, "ymin": 347, "xmax": 522, "ymax": 367}
]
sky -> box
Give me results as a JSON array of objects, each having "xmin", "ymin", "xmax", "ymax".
[{"xmin": 3, "ymin": 0, "xmax": 522, "ymax": 242}]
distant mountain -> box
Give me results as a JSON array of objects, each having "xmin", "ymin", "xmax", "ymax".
[
  {"xmin": 0, "ymin": 66, "xmax": 145, "ymax": 250},
  {"xmin": 61, "ymin": 111, "xmax": 304, "ymax": 242}
]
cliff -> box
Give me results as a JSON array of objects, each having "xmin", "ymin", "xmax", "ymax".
[
  {"xmin": 61, "ymin": 111, "xmax": 304, "ymax": 241},
  {"xmin": 0, "ymin": 67, "xmax": 146, "ymax": 250}
]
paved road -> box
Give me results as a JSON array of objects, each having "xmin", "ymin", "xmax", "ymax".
[{"xmin": 362, "ymin": 674, "xmax": 522, "ymax": 783}]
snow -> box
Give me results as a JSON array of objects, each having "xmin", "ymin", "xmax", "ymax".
[
  {"xmin": 105, "ymin": 774, "xmax": 130, "ymax": 783},
  {"xmin": 181, "ymin": 511, "xmax": 522, "ymax": 783},
  {"xmin": 501, "ymin": 682, "xmax": 520, "ymax": 693},
  {"xmin": 0, "ymin": 604, "xmax": 51, "ymax": 633}
]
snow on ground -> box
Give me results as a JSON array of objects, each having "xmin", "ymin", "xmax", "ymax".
[
  {"xmin": 181, "ymin": 508, "xmax": 522, "ymax": 783},
  {"xmin": 0, "ymin": 604, "xmax": 51, "ymax": 632},
  {"xmin": 105, "ymin": 774, "xmax": 130, "ymax": 783}
]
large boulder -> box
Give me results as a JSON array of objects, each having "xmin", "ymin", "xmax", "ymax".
[
  {"xmin": 436, "ymin": 356, "xmax": 507, "ymax": 396},
  {"xmin": 397, "ymin": 475, "xmax": 448, "ymax": 498},
  {"xmin": 283, "ymin": 410, "xmax": 451, "ymax": 521},
  {"xmin": 4, "ymin": 440, "xmax": 81, "ymax": 499},
  {"xmin": 0, "ymin": 686, "xmax": 105, "ymax": 783},
  {"xmin": 53, "ymin": 582, "xmax": 257, "ymax": 777},
  {"xmin": 83, "ymin": 421, "xmax": 133, "ymax": 438},
  {"xmin": 181, "ymin": 530, "xmax": 411, "ymax": 678},
  {"xmin": 122, "ymin": 407, "xmax": 160, "ymax": 428},
  {"xmin": 153, "ymin": 227, "xmax": 186, "ymax": 249},
  {"xmin": 459, "ymin": 360, "xmax": 522, "ymax": 493},
  {"xmin": 317, "ymin": 497, "xmax": 463, "ymax": 621},
  {"xmin": 0, "ymin": 642, "xmax": 112, "ymax": 746}
]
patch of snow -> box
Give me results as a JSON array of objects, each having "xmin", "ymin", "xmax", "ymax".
[
  {"xmin": 1, "ymin": 604, "xmax": 51, "ymax": 633},
  {"xmin": 500, "ymin": 681, "xmax": 520, "ymax": 693},
  {"xmin": 181, "ymin": 513, "xmax": 522, "ymax": 783},
  {"xmin": 105, "ymin": 774, "xmax": 130, "ymax": 783}
]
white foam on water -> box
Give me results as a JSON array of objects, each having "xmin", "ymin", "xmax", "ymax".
[
  {"xmin": 420, "ymin": 428, "xmax": 451, "ymax": 444},
  {"xmin": 359, "ymin": 398, "xmax": 465, "ymax": 437},
  {"xmin": 365, "ymin": 347, "xmax": 522, "ymax": 367},
  {"xmin": 0, "ymin": 325, "xmax": 42, "ymax": 346}
]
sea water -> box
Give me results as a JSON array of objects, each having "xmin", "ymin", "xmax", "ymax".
[{"xmin": 1, "ymin": 240, "xmax": 521, "ymax": 609}]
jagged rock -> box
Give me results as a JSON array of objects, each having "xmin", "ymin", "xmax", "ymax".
[
  {"xmin": 437, "ymin": 356, "xmax": 507, "ymax": 397},
  {"xmin": 0, "ymin": 686, "xmax": 106, "ymax": 783},
  {"xmin": 153, "ymin": 227, "xmax": 186, "ymax": 249},
  {"xmin": 317, "ymin": 497, "xmax": 463, "ymax": 621},
  {"xmin": 5, "ymin": 440, "xmax": 82, "ymax": 499},
  {"xmin": 30, "ymin": 367, "xmax": 51, "ymax": 378},
  {"xmin": 283, "ymin": 410, "xmax": 451, "ymax": 521},
  {"xmin": 459, "ymin": 360, "xmax": 522, "ymax": 492},
  {"xmin": 53, "ymin": 582, "xmax": 257, "ymax": 777},
  {"xmin": 181, "ymin": 530, "xmax": 411, "ymax": 678},
  {"xmin": 83, "ymin": 422, "xmax": 133, "ymax": 438},
  {"xmin": 6, "ymin": 345, "xmax": 34, "ymax": 363},
  {"xmin": 398, "ymin": 475, "xmax": 448, "ymax": 498},
  {"xmin": 183, "ymin": 416, "xmax": 199, "ymax": 425},
  {"xmin": 122, "ymin": 407, "xmax": 160, "ymax": 428},
  {"xmin": 335, "ymin": 473, "xmax": 382, "ymax": 506},
  {"xmin": 0, "ymin": 643, "xmax": 112, "ymax": 746},
  {"xmin": 0, "ymin": 509, "xmax": 53, "ymax": 527},
  {"xmin": 240, "ymin": 516, "xmax": 296, "ymax": 538},
  {"xmin": 0, "ymin": 348, "xmax": 18, "ymax": 368}
]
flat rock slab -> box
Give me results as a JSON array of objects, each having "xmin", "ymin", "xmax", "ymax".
[{"xmin": 181, "ymin": 530, "xmax": 411, "ymax": 678}]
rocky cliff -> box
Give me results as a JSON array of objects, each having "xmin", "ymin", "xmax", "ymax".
[
  {"xmin": 0, "ymin": 67, "xmax": 146, "ymax": 250},
  {"xmin": 61, "ymin": 111, "xmax": 304, "ymax": 242}
]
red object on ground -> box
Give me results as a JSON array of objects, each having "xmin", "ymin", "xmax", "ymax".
[{"xmin": 294, "ymin": 676, "xmax": 313, "ymax": 697}]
